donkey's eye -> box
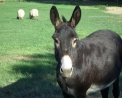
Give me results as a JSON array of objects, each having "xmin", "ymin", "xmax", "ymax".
[
  {"xmin": 72, "ymin": 38, "xmax": 78, "ymax": 48},
  {"xmin": 54, "ymin": 38, "xmax": 60, "ymax": 47},
  {"xmin": 54, "ymin": 39, "xmax": 58, "ymax": 44},
  {"xmin": 73, "ymin": 38, "xmax": 78, "ymax": 43},
  {"xmin": 74, "ymin": 38, "xmax": 77, "ymax": 43}
]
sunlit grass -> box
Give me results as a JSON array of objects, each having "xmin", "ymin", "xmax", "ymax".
[{"xmin": 0, "ymin": 1, "xmax": 122, "ymax": 98}]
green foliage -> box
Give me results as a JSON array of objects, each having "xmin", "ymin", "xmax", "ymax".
[{"xmin": 0, "ymin": 1, "xmax": 122, "ymax": 98}]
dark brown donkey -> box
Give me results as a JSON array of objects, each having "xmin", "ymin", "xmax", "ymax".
[{"xmin": 50, "ymin": 6, "xmax": 122, "ymax": 98}]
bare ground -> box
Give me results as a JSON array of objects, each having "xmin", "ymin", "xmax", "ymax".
[{"xmin": 105, "ymin": 7, "xmax": 122, "ymax": 14}]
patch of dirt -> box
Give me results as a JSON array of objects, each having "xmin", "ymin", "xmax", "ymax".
[
  {"xmin": 0, "ymin": 56, "xmax": 11, "ymax": 62},
  {"xmin": 105, "ymin": 7, "xmax": 122, "ymax": 14},
  {"xmin": 0, "ymin": 55, "xmax": 31, "ymax": 63},
  {"xmin": 14, "ymin": 56, "xmax": 31, "ymax": 61}
]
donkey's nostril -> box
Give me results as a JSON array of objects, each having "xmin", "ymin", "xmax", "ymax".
[
  {"xmin": 60, "ymin": 68, "xmax": 63, "ymax": 73},
  {"xmin": 60, "ymin": 67, "xmax": 73, "ymax": 77},
  {"xmin": 71, "ymin": 67, "xmax": 73, "ymax": 71}
]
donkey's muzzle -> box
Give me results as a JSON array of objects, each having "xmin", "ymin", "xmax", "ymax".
[{"xmin": 60, "ymin": 55, "xmax": 73, "ymax": 77}]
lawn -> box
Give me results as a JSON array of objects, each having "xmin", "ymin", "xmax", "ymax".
[{"xmin": 0, "ymin": 0, "xmax": 122, "ymax": 98}]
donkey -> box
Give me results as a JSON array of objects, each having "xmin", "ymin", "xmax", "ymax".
[{"xmin": 50, "ymin": 6, "xmax": 122, "ymax": 98}]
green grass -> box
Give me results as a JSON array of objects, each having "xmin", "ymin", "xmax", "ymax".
[
  {"xmin": 94, "ymin": 5, "xmax": 107, "ymax": 10},
  {"xmin": 0, "ymin": 1, "xmax": 122, "ymax": 98}
]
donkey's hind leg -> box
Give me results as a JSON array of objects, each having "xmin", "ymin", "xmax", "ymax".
[
  {"xmin": 101, "ymin": 87, "xmax": 109, "ymax": 98},
  {"xmin": 112, "ymin": 78, "xmax": 120, "ymax": 98}
]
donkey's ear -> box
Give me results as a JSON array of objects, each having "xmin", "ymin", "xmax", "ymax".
[
  {"xmin": 50, "ymin": 6, "xmax": 61, "ymax": 28},
  {"xmin": 69, "ymin": 6, "xmax": 81, "ymax": 28}
]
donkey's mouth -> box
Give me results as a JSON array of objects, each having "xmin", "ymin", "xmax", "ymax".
[
  {"xmin": 60, "ymin": 72, "xmax": 71, "ymax": 78},
  {"xmin": 60, "ymin": 67, "xmax": 73, "ymax": 78}
]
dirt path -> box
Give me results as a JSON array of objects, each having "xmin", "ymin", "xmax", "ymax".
[{"xmin": 105, "ymin": 7, "xmax": 122, "ymax": 14}]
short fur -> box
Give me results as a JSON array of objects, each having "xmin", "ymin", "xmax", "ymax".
[{"xmin": 50, "ymin": 6, "xmax": 122, "ymax": 98}]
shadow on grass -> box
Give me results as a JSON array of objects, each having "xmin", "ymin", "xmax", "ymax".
[
  {"xmin": 0, "ymin": 53, "xmax": 122, "ymax": 98},
  {"xmin": 0, "ymin": 53, "xmax": 62, "ymax": 98}
]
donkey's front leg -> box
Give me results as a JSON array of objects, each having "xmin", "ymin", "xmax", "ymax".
[
  {"xmin": 112, "ymin": 78, "xmax": 120, "ymax": 98},
  {"xmin": 101, "ymin": 87, "xmax": 109, "ymax": 98}
]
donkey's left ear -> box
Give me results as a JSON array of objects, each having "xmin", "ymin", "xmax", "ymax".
[{"xmin": 69, "ymin": 6, "xmax": 81, "ymax": 28}]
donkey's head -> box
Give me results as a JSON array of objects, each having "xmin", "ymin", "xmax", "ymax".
[{"xmin": 50, "ymin": 6, "xmax": 81, "ymax": 78}]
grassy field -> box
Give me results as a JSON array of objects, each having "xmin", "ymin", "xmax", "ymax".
[{"xmin": 0, "ymin": 0, "xmax": 122, "ymax": 98}]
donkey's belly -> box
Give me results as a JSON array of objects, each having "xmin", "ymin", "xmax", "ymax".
[
  {"xmin": 67, "ymin": 79, "xmax": 116, "ymax": 96},
  {"xmin": 86, "ymin": 79, "xmax": 116, "ymax": 94}
]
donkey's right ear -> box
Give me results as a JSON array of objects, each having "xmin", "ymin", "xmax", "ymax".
[{"xmin": 50, "ymin": 6, "xmax": 61, "ymax": 28}]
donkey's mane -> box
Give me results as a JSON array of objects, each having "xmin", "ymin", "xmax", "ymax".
[{"xmin": 62, "ymin": 15, "xmax": 67, "ymax": 22}]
